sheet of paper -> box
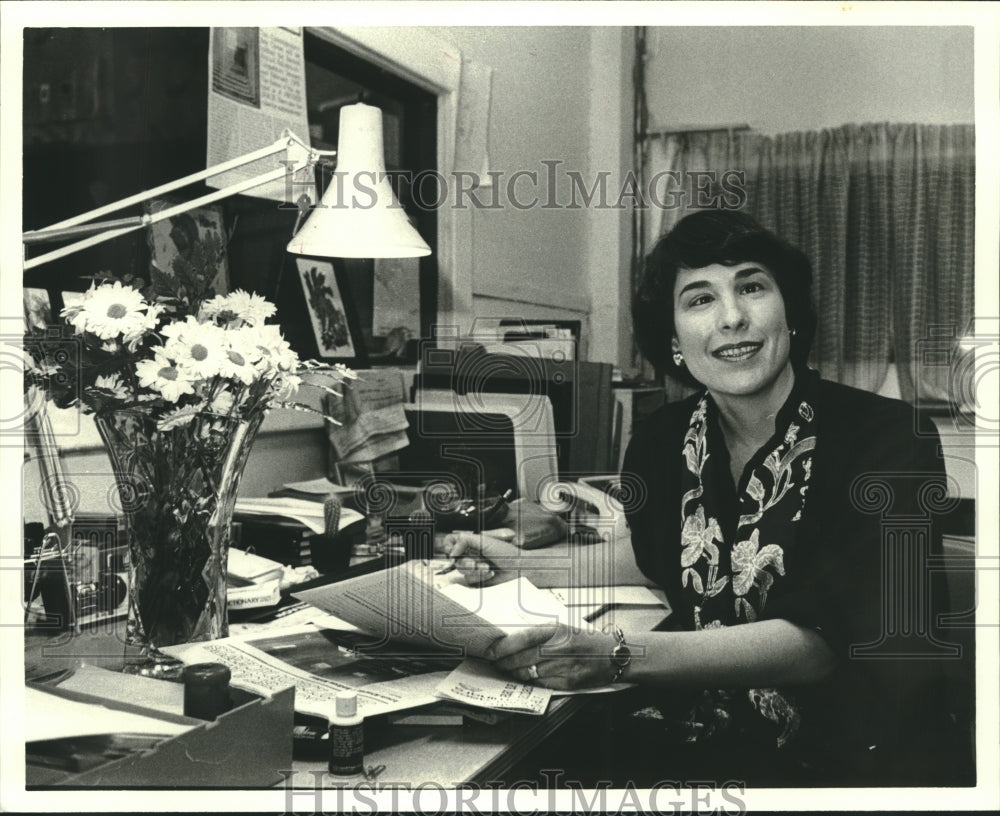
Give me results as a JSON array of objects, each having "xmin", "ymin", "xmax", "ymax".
[
  {"xmin": 27, "ymin": 686, "xmax": 192, "ymax": 742},
  {"xmin": 234, "ymin": 497, "xmax": 364, "ymax": 534},
  {"xmin": 227, "ymin": 606, "xmax": 358, "ymax": 637},
  {"xmin": 296, "ymin": 561, "xmax": 507, "ymax": 658},
  {"xmin": 162, "ymin": 624, "xmax": 451, "ymax": 719},
  {"xmin": 295, "ymin": 562, "xmax": 588, "ymax": 660},
  {"xmin": 278, "ymin": 477, "xmax": 356, "ymax": 497},
  {"xmin": 436, "ymin": 658, "xmax": 551, "ymax": 715},
  {"xmin": 546, "ymin": 585, "xmax": 665, "ymax": 611},
  {"xmin": 55, "ymin": 664, "xmax": 184, "ymax": 717}
]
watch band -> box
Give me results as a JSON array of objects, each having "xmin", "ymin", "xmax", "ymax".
[{"xmin": 609, "ymin": 625, "xmax": 631, "ymax": 683}]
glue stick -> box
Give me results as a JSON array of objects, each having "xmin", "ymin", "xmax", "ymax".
[{"xmin": 328, "ymin": 690, "xmax": 364, "ymax": 775}]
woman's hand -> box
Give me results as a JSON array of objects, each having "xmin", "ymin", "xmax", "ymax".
[
  {"xmin": 486, "ymin": 623, "xmax": 619, "ymax": 691},
  {"xmin": 440, "ymin": 530, "xmax": 523, "ymax": 585}
]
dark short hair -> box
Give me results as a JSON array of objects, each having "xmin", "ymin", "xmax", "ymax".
[{"xmin": 632, "ymin": 210, "xmax": 817, "ymax": 388}]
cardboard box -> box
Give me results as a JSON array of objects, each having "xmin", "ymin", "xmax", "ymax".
[{"xmin": 26, "ymin": 682, "xmax": 294, "ymax": 788}]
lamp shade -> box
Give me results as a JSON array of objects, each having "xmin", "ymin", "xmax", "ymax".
[{"xmin": 286, "ymin": 103, "xmax": 431, "ymax": 259}]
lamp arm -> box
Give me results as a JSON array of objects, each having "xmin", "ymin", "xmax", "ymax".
[{"xmin": 22, "ymin": 130, "xmax": 328, "ymax": 271}]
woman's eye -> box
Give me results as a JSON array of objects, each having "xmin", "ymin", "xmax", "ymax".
[
  {"xmin": 688, "ymin": 294, "xmax": 713, "ymax": 307},
  {"xmin": 740, "ymin": 281, "xmax": 764, "ymax": 294}
]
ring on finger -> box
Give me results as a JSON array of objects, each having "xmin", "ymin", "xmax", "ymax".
[{"xmin": 527, "ymin": 664, "xmax": 539, "ymax": 681}]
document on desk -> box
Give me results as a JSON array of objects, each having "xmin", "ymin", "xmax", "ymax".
[
  {"xmin": 435, "ymin": 658, "xmax": 552, "ymax": 715},
  {"xmin": 162, "ymin": 624, "xmax": 457, "ymax": 719},
  {"xmin": 293, "ymin": 560, "xmax": 587, "ymax": 659},
  {"xmin": 546, "ymin": 585, "xmax": 668, "ymax": 621}
]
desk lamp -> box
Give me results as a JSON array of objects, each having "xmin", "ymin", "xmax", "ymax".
[{"xmin": 22, "ymin": 101, "xmax": 431, "ymax": 268}]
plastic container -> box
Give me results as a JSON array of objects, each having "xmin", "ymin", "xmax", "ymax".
[{"xmin": 328, "ymin": 690, "xmax": 364, "ymax": 776}]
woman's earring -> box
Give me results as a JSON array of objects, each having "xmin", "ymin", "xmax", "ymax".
[
  {"xmin": 672, "ymin": 351, "xmax": 684, "ymax": 367},
  {"xmin": 788, "ymin": 328, "xmax": 797, "ymax": 337}
]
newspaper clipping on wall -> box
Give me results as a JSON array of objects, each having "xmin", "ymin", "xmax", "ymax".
[{"xmin": 206, "ymin": 27, "xmax": 310, "ymax": 201}]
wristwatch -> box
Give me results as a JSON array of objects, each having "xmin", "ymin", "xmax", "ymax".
[{"xmin": 609, "ymin": 626, "xmax": 631, "ymax": 683}]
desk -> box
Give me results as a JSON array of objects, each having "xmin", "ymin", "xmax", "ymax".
[{"xmin": 23, "ymin": 603, "xmax": 668, "ymax": 789}]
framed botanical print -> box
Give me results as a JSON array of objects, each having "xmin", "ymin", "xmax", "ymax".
[
  {"xmin": 145, "ymin": 198, "xmax": 231, "ymax": 299},
  {"xmin": 296, "ymin": 258, "xmax": 357, "ymax": 359}
]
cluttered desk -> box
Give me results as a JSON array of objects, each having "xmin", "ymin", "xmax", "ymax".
[
  {"xmin": 23, "ymin": 468, "xmax": 667, "ymax": 790},
  {"xmin": 24, "ymin": 547, "xmax": 667, "ymax": 790}
]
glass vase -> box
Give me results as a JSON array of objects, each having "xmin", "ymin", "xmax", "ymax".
[{"xmin": 95, "ymin": 408, "xmax": 265, "ymax": 651}]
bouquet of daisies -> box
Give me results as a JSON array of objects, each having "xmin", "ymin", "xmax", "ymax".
[{"xmin": 25, "ymin": 278, "xmax": 351, "ymax": 430}]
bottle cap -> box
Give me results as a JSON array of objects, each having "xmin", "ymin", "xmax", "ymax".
[
  {"xmin": 335, "ymin": 690, "xmax": 358, "ymax": 718},
  {"xmin": 182, "ymin": 662, "xmax": 231, "ymax": 686}
]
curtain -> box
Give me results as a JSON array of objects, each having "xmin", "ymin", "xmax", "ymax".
[
  {"xmin": 634, "ymin": 122, "xmax": 975, "ymax": 403},
  {"xmin": 890, "ymin": 124, "xmax": 976, "ymax": 404}
]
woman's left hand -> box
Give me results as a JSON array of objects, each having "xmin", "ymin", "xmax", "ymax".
[{"xmin": 486, "ymin": 623, "xmax": 619, "ymax": 691}]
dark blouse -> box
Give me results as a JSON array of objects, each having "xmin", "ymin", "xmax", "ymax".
[{"xmin": 623, "ymin": 368, "xmax": 966, "ymax": 786}]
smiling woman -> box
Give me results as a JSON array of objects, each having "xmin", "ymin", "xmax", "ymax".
[{"xmin": 455, "ymin": 210, "xmax": 971, "ymax": 787}]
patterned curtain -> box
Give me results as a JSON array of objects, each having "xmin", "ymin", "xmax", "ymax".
[
  {"xmin": 633, "ymin": 122, "xmax": 975, "ymax": 402},
  {"xmin": 889, "ymin": 124, "xmax": 976, "ymax": 403}
]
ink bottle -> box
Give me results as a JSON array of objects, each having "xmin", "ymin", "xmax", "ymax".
[
  {"xmin": 328, "ymin": 690, "xmax": 364, "ymax": 776},
  {"xmin": 182, "ymin": 662, "xmax": 232, "ymax": 721}
]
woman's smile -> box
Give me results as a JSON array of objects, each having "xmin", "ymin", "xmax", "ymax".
[{"xmin": 712, "ymin": 341, "xmax": 764, "ymax": 362}]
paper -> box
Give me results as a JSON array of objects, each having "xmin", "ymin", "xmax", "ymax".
[
  {"xmin": 206, "ymin": 27, "xmax": 310, "ymax": 201},
  {"xmin": 295, "ymin": 561, "xmax": 590, "ymax": 660},
  {"xmin": 27, "ymin": 686, "xmax": 192, "ymax": 742},
  {"xmin": 547, "ymin": 585, "xmax": 666, "ymax": 614},
  {"xmin": 55, "ymin": 665, "xmax": 184, "ymax": 717},
  {"xmin": 234, "ymin": 496, "xmax": 364, "ymax": 534},
  {"xmin": 436, "ymin": 658, "xmax": 551, "ymax": 715},
  {"xmin": 325, "ymin": 369, "xmax": 411, "ymax": 464},
  {"xmin": 278, "ymin": 477, "xmax": 354, "ymax": 497},
  {"xmin": 162, "ymin": 624, "xmax": 459, "ymax": 719}
]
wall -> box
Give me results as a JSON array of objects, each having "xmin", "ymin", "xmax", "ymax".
[
  {"xmin": 419, "ymin": 26, "xmax": 633, "ymax": 365},
  {"xmin": 644, "ymin": 26, "xmax": 975, "ymax": 133}
]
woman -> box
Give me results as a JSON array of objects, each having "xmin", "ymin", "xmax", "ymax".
[{"xmin": 446, "ymin": 210, "xmax": 966, "ymax": 786}]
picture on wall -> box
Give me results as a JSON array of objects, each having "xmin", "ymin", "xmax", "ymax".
[
  {"xmin": 297, "ymin": 258, "xmax": 356, "ymax": 359},
  {"xmin": 210, "ymin": 27, "xmax": 261, "ymax": 107},
  {"xmin": 145, "ymin": 199, "xmax": 231, "ymax": 299}
]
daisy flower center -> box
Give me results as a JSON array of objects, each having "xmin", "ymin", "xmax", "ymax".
[
  {"xmin": 106, "ymin": 303, "xmax": 129, "ymax": 319},
  {"xmin": 190, "ymin": 344, "xmax": 209, "ymax": 362},
  {"xmin": 158, "ymin": 366, "xmax": 179, "ymax": 381},
  {"xmin": 228, "ymin": 350, "xmax": 246, "ymax": 366}
]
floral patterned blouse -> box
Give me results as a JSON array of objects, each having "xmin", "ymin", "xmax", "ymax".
[{"xmin": 622, "ymin": 367, "xmax": 960, "ymax": 784}]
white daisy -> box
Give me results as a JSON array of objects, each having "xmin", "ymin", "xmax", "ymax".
[
  {"xmin": 135, "ymin": 352, "xmax": 196, "ymax": 403},
  {"xmin": 271, "ymin": 372, "xmax": 302, "ymax": 402},
  {"xmin": 162, "ymin": 317, "xmax": 227, "ymax": 380},
  {"xmin": 217, "ymin": 328, "xmax": 263, "ymax": 385},
  {"xmin": 201, "ymin": 290, "xmax": 276, "ymax": 327},
  {"xmin": 92, "ymin": 373, "xmax": 130, "ymax": 401},
  {"xmin": 122, "ymin": 302, "xmax": 164, "ymax": 349},
  {"xmin": 251, "ymin": 324, "xmax": 299, "ymax": 373},
  {"xmin": 157, "ymin": 404, "xmax": 202, "ymax": 431},
  {"xmin": 64, "ymin": 281, "xmax": 150, "ymax": 340}
]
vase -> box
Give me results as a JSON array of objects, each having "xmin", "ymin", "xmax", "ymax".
[{"xmin": 95, "ymin": 408, "xmax": 265, "ymax": 651}]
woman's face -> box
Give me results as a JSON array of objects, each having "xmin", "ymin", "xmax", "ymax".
[{"xmin": 672, "ymin": 261, "xmax": 792, "ymax": 400}]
